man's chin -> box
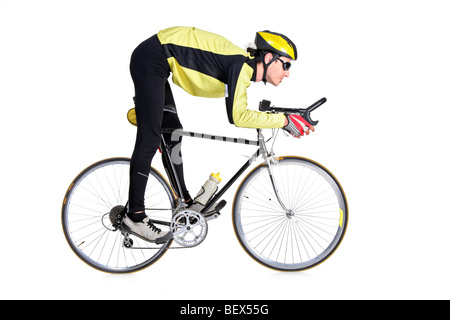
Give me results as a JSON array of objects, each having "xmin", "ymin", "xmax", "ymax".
[{"xmin": 269, "ymin": 80, "xmax": 281, "ymax": 87}]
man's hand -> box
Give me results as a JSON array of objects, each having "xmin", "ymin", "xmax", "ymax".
[{"xmin": 283, "ymin": 114, "xmax": 315, "ymax": 138}]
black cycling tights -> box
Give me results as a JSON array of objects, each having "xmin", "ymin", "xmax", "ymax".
[{"xmin": 128, "ymin": 34, "xmax": 191, "ymax": 213}]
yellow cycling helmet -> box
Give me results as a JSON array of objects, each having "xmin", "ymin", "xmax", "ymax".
[
  {"xmin": 254, "ymin": 30, "xmax": 297, "ymax": 84},
  {"xmin": 255, "ymin": 30, "xmax": 297, "ymax": 61}
]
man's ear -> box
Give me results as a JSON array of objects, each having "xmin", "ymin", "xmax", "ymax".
[{"xmin": 264, "ymin": 52, "xmax": 273, "ymax": 64}]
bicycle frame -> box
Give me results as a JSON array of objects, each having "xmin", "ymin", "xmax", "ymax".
[{"xmin": 160, "ymin": 128, "xmax": 289, "ymax": 215}]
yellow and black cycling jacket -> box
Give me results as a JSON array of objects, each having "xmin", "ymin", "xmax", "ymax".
[{"xmin": 157, "ymin": 27, "xmax": 286, "ymax": 129}]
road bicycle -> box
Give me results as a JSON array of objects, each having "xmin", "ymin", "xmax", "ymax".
[{"xmin": 61, "ymin": 98, "xmax": 348, "ymax": 273}]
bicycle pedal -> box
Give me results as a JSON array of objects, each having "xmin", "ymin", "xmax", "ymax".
[
  {"xmin": 214, "ymin": 200, "xmax": 227, "ymax": 212},
  {"xmin": 203, "ymin": 200, "xmax": 226, "ymax": 215},
  {"xmin": 203, "ymin": 200, "xmax": 225, "ymax": 221}
]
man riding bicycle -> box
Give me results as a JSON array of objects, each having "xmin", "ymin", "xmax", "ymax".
[{"xmin": 123, "ymin": 27, "xmax": 314, "ymax": 243}]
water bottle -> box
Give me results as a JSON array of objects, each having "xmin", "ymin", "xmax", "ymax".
[{"xmin": 195, "ymin": 173, "xmax": 222, "ymax": 205}]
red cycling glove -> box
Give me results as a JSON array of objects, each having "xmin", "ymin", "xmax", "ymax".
[{"xmin": 283, "ymin": 114, "xmax": 314, "ymax": 138}]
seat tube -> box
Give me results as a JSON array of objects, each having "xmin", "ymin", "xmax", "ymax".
[{"xmin": 160, "ymin": 134, "xmax": 185, "ymax": 203}]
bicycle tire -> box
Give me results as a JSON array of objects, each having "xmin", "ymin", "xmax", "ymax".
[
  {"xmin": 61, "ymin": 157, "xmax": 176, "ymax": 273},
  {"xmin": 233, "ymin": 156, "xmax": 348, "ymax": 272}
]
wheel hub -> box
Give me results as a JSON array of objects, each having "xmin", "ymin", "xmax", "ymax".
[
  {"xmin": 286, "ymin": 209, "xmax": 295, "ymax": 219},
  {"xmin": 109, "ymin": 205, "xmax": 125, "ymax": 227}
]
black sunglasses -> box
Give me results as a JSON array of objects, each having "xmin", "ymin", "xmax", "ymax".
[{"xmin": 277, "ymin": 58, "xmax": 291, "ymax": 71}]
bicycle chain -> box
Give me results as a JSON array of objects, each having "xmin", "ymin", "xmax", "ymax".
[
  {"xmin": 128, "ymin": 244, "xmax": 192, "ymax": 250},
  {"xmin": 122, "ymin": 231, "xmax": 192, "ymax": 250},
  {"xmin": 126, "ymin": 236, "xmax": 203, "ymax": 250}
]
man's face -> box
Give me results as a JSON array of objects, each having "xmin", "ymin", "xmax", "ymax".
[{"xmin": 265, "ymin": 53, "xmax": 292, "ymax": 86}]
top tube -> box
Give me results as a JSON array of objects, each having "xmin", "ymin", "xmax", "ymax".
[{"xmin": 162, "ymin": 128, "xmax": 260, "ymax": 146}]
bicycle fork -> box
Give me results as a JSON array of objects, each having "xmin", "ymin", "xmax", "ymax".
[{"xmin": 257, "ymin": 130, "xmax": 292, "ymax": 216}]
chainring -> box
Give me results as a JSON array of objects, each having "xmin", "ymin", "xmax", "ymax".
[{"xmin": 171, "ymin": 209, "xmax": 208, "ymax": 247}]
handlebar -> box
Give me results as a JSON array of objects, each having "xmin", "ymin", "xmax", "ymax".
[{"xmin": 259, "ymin": 97, "xmax": 327, "ymax": 126}]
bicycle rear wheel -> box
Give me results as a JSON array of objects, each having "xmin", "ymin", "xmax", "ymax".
[
  {"xmin": 61, "ymin": 158, "xmax": 175, "ymax": 273},
  {"xmin": 233, "ymin": 156, "xmax": 348, "ymax": 272}
]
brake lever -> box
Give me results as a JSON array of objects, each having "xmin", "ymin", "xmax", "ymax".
[
  {"xmin": 300, "ymin": 110, "xmax": 319, "ymax": 127},
  {"xmin": 296, "ymin": 97, "xmax": 327, "ymax": 127}
]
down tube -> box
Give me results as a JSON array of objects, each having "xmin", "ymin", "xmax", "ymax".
[{"xmin": 201, "ymin": 148, "xmax": 261, "ymax": 214}]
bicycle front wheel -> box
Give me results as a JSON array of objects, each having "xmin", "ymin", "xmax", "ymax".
[
  {"xmin": 61, "ymin": 158, "xmax": 176, "ymax": 273},
  {"xmin": 233, "ymin": 156, "xmax": 348, "ymax": 272}
]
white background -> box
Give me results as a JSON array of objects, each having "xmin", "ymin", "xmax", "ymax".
[{"xmin": 1, "ymin": 0, "xmax": 449, "ymax": 300}]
